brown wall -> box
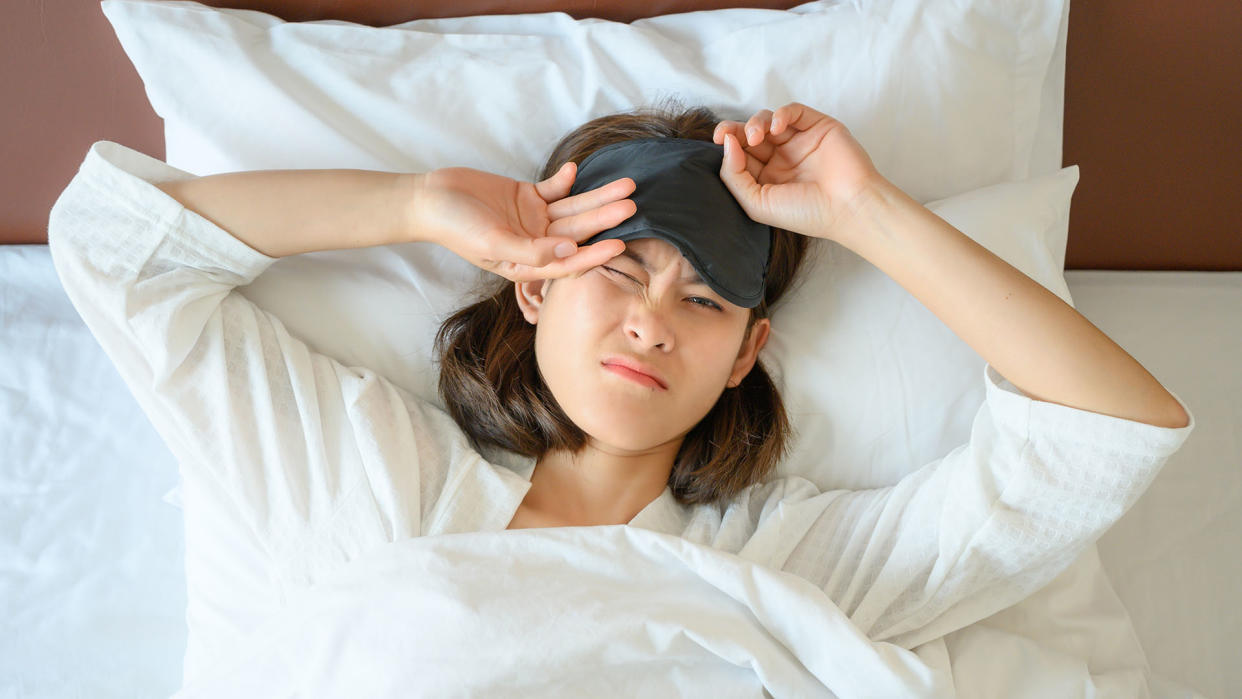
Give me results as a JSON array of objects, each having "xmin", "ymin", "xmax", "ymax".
[
  {"xmin": 2, "ymin": 0, "xmax": 164, "ymax": 245},
  {"xmin": 1062, "ymin": 1, "xmax": 1242, "ymax": 270}
]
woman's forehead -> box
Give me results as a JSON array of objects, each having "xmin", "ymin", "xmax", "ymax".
[{"xmin": 624, "ymin": 237, "xmax": 697, "ymax": 274}]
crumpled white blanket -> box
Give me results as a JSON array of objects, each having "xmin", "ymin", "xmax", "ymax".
[{"xmin": 174, "ymin": 526, "xmax": 955, "ymax": 698}]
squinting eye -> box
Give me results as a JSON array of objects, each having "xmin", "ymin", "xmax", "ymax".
[
  {"xmin": 601, "ymin": 266, "xmax": 634, "ymax": 281},
  {"xmin": 690, "ymin": 297, "xmax": 723, "ymax": 311},
  {"xmin": 603, "ymin": 267, "xmax": 721, "ymax": 311}
]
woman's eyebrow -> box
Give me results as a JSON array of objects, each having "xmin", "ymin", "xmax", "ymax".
[{"xmin": 619, "ymin": 248, "xmax": 706, "ymax": 285}]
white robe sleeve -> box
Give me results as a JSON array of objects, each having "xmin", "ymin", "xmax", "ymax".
[
  {"xmin": 773, "ymin": 362, "xmax": 1195, "ymax": 649},
  {"xmin": 46, "ymin": 141, "xmax": 496, "ymax": 592}
]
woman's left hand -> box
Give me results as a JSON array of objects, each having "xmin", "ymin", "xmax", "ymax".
[{"xmin": 713, "ymin": 102, "xmax": 886, "ymax": 243}]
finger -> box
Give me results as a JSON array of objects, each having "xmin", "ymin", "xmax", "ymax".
[
  {"xmin": 771, "ymin": 101, "xmax": 838, "ymax": 137},
  {"xmin": 506, "ymin": 239, "xmax": 627, "ymax": 282},
  {"xmin": 744, "ymin": 109, "xmax": 775, "ymax": 147},
  {"xmin": 718, "ymin": 133, "xmax": 761, "ymax": 215},
  {"xmin": 713, "ymin": 121, "xmax": 776, "ymax": 163},
  {"xmin": 760, "ymin": 107, "xmax": 800, "ymax": 147},
  {"xmin": 533, "ymin": 161, "xmax": 576, "ymax": 203},
  {"xmin": 721, "ymin": 129, "xmax": 766, "ymax": 182},
  {"xmin": 486, "ymin": 228, "xmax": 582, "ymax": 269},
  {"xmin": 547, "ymin": 198, "xmax": 637, "ymax": 242},
  {"xmin": 486, "ymin": 194, "xmax": 631, "ymax": 267},
  {"xmin": 545, "ymin": 176, "xmax": 635, "ymax": 219}
]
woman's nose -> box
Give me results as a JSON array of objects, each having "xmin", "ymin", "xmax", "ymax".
[{"xmin": 624, "ymin": 300, "xmax": 675, "ymax": 351}]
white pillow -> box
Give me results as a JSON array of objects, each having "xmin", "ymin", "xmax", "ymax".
[{"xmin": 105, "ymin": 0, "xmax": 1065, "ymax": 200}]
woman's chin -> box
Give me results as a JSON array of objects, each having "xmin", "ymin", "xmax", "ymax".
[{"xmin": 573, "ymin": 413, "xmax": 677, "ymax": 453}]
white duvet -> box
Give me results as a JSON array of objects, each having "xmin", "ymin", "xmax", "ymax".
[
  {"xmin": 173, "ymin": 524, "xmax": 1180, "ymax": 697},
  {"xmin": 175, "ymin": 526, "xmax": 952, "ymax": 698}
]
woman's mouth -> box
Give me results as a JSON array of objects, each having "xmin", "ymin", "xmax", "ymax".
[{"xmin": 602, "ymin": 363, "xmax": 667, "ymax": 390}]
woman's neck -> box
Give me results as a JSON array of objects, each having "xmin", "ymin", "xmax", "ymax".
[{"xmin": 520, "ymin": 439, "xmax": 679, "ymax": 526}]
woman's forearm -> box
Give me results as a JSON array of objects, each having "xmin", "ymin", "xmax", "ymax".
[
  {"xmin": 837, "ymin": 178, "xmax": 1189, "ymax": 428},
  {"xmin": 155, "ymin": 168, "xmax": 421, "ymax": 258}
]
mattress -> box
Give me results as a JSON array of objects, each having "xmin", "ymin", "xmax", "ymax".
[{"xmin": 2, "ymin": 243, "xmax": 1238, "ymax": 697}]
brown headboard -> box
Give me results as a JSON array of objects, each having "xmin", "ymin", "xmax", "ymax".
[{"xmin": 4, "ymin": 0, "xmax": 1239, "ymax": 270}]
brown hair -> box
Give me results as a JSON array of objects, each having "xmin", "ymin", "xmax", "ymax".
[{"xmin": 434, "ymin": 96, "xmax": 811, "ymax": 508}]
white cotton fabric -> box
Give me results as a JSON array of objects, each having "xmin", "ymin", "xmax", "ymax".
[
  {"xmin": 48, "ymin": 141, "xmax": 1195, "ymax": 690},
  {"xmin": 170, "ymin": 526, "xmax": 955, "ymax": 698}
]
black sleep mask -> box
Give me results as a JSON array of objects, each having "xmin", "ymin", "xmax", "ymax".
[{"xmin": 569, "ymin": 137, "xmax": 772, "ymax": 308}]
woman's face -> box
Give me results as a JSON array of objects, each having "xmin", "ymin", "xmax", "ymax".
[{"xmin": 515, "ymin": 237, "xmax": 770, "ymax": 452}]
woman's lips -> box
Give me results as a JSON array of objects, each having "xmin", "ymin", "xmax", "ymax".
[{"xmin": 603, "ymin": 363, "xmax": 667, "ymax": 390}]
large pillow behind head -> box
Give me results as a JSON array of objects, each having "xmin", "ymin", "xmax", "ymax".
[{"xmin": 101, "ymin": 0, "xmax": 1071, "ymax": 493}]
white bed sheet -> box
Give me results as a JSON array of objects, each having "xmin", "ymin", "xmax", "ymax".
[
  {"xmin": 2, "ymin": 244, "xmax": 1238, "ymax": 697},
  {"xmin": 1063, "ymin": 270, "xmax": 1242, "ymax": 699},
  {"xmin": 0, "ymin": 245, "xmax": 186, "ymax": 697}
]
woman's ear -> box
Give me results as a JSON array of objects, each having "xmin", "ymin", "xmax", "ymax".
[
  {"xmin": 727, "ymin": 318, "xmax": 771, "ymax": 388},
  {"xmin": 514, "ymin": 278, "xmax": 551, "ymax": 325}
]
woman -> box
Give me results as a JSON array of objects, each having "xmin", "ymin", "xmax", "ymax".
[
  {"xmin": 431, "ymin": 102, "xmax": 814, "ymax": 526},
  {"xmin": 48, "ymin": 100, "xmax": 1193, "ymax": 667}
]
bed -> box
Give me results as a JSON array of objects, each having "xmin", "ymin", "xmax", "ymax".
[{"xmin": 2, "ymin": 0, "xmax": 1240, "ymax": 697}]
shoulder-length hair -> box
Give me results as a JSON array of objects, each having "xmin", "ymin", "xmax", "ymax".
[{"xmin": 434, "ymin": 96, "xmax": 811, "ymax": 508}]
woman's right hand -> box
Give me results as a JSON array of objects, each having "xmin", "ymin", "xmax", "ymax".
[
  {"xmin": 408, "ymin": 162, "xmax": 636, "ymax": 283},
  {"xmin": 713, "ymin": 102, "xmax": 886, "ymax": 245}
]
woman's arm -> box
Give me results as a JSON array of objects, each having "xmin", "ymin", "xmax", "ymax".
[
  {"xmin": 715, "ymin": 102, "xmax": 1188, "ymax": 430},
  {"xmin": 837, "ymin": 178, "xmax": 1189, "ymax": 429},
  {"xmin": 51, "ymin": 142, "xmax": 518, "ymax": 590},
  {"xmin": 155, "ymin": 163, "xmax": 635, "ymax": 277},
  {"xmin": 155, "ymin": 169, "xmax": 416, "ymax": 258}
]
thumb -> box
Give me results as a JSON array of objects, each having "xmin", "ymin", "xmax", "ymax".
[{"xmin": 718, "ymin": 133, "xmax": 762, "ymax": 219}]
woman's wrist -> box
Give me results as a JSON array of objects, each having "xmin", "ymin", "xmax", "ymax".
[
  {"xmin": 824, "ymin": 174, "xmax": 902, "ymax": 251},
  {"xmin": 401, "ymin": 171, "xmax": 433, "ymax": 244}
]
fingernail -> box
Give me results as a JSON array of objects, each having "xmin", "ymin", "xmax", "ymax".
[{"xmin": 555, "ymin": 242, "xmax": 576, "ymax": 258}]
